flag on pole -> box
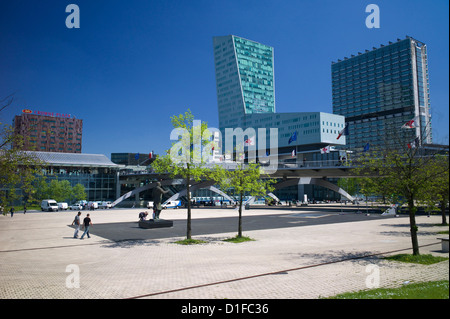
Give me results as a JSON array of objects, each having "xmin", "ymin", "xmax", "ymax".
[
  {"xmin": 244, "ymin": 136, "xmax": 255, "ymax": 146},
  {"xmin": 149, "ymin": 151, "xmax": 154, "ymax": 159},
  {"xmin": 407, "ymin": 137, "xmax": 420, "ymax": 149},
  {"xmin": 135, "ymin": 153, "xmax": 139, "ymax": 160},
  {"xmin": 336, "ymin": 124, "xmax": 349, "ymax": 140},
  {"xmin": 288, "ymin": 131, "xmax": 298, "ymax": 144},
  {"xmin": 401, "ymin": 117, "xmax": 418, "ymax": 129},
  {"xmin": 363, "ymin": 143, "xmax": 370, "ymax": 152},
  {"xmin": 320, "ymin": 146, "xmax": 331, "ymax": 154}
]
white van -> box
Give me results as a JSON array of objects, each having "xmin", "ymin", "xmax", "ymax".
[{"xmin": 41, "ymin": 199, "xmax": 59, "ymax": 212}]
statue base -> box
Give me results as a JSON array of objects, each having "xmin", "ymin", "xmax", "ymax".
[{"xmin": 138, "ymin": 219, "xmax": 173, "ymax": 229}]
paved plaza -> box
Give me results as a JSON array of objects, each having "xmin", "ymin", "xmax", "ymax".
[{"xmin": 0, "ymin": 205, "xmax": 448, "ymax": 299}]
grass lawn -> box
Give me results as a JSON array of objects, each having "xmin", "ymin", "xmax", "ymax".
[
  {"xmin": 328, "ymin": 280, "xmax": 449, "ymax": 299},
  {"xmin": 223, "ymin": 235, "xmax": 255, "ymax": 243},
  {"xmin": 382, "ymin": 254, "xmax": 448, "ymax": 265},
  {"xmin": 173, "ymin": 238, "xmax": 208, "ymax": 245}
]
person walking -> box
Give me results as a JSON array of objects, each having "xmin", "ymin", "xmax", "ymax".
[
  {"xmin": 72, "ymin": 211, "xmax": 82, "ymax": 238},
  {"xmin": 9, "ymin": 207, "xmax": 14, "ymax": 218},
  {"xmin": 80, "ymin": 213, "xmax": 92, "ymax": 239}
]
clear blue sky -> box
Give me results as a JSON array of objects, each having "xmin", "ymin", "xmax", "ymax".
[{"xmin": 1, "ymin": 0, "xmax": 448, "ymax": 157}]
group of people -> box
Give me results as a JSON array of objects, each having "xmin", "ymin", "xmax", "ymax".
[
  {"xmin": 71, "ymin": 212, "xmax": 92, "ymax": 239},
  {"xmin": 2, "ymin": 206, "xmax": 27, "ymax": 217}
]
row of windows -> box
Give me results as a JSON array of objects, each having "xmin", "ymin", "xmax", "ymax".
[
  {"xmin": 333, "ymin": 58, "xmax": 411, "ymax": 74},
  {"xmin": 39, "ymin": 146, "xmax": 81, "ymax": 151}
]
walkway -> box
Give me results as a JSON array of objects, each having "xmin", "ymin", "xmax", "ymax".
[{"xmin": 0, "ymin": 206, "xmax": 448, "ymax": 299}]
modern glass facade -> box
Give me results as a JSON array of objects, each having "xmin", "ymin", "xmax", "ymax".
[
  {"xmin": 40, "ymin": 169, "xmax": 118, "ymax": 202},
  {"xmin": 332, "ymin": 36, "xmax": 432, "ymax": 150},
  {"xmin": 5, "ymin": 151, "xmax": 121, "ymax": 205},
  {"xmin": 213, "ymin": 35, "xmax": 275, "ymax": 131},
  {"xmin": 111, "ymin": 152, "xmax": 154, "ymax": 166}
]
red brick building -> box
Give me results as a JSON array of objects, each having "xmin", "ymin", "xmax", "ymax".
[{"xmin": 13, "ymin": 110, "xmax": 83, "ymax": 153}]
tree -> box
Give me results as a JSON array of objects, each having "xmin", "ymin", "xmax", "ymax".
[
  {"xmin": 47, "ymin": 179, "xmax": 73, "ymax": 202},
  {"xmin": 355, "ymin": 142, "xmax": 449, "ymax": 255},
  {"xmin": 72, "ymin": 183, "xmax": 87, "ymax": 203},
  {"xmin": 418, "ymin": 155, "xmax": 449, "ymax": 225},
  {"xmin": 337, "ymin": 178, "xmax": 360, "ymax": 198},
  {"xmin": 0, "ymin": 94, "xmax": 43, "ymax": 211},
  {"xmin": 211, "ymin": 163, "xmax": 275, "ymax": 238},
  {"xmin": 152, "ymin": 109, "xmax": 215, "ymax": 240},
  {"xmin": 35, "ymin": 179, "xmax": 86, "ymax": 203},
  {"xmin": 35, "ymin": 178, "xmax": 50, "ymax": 201}
]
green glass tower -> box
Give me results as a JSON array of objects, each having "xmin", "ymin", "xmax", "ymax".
[{"xmin": 213, "ymin": 35, "xmax": 275, "ymax": 131}]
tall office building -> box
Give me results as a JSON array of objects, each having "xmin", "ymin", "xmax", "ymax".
[
  {"xmin": 332, "ymin": 36, "xmax": 432, "ymax": 150},
  {"xmin": 13, "ymin": 110, "xmax": 83, "ymax": 153},
  {"xmin": 213, "ymin": 35, "xmax": 276, "ymax": 132}
]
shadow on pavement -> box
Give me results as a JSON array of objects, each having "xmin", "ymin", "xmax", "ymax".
[{"xmin": 68, "ymin": 212, "xmax": 401, "ymax": 245}]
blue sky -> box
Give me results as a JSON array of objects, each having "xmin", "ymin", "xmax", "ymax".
[{"xmin": 1, "ymin": 0, "xmax": 448, "ymax": 157}]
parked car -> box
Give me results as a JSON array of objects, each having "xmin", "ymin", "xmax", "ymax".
[
  {"xmin": 163, "ymin": 200, "xmax": 182, "ymax": 209},
  {"xmin": 70, "ymin": 203, "xmax": 83, "ymax": 210},
  {"xmin": 98, "ymin": 201, "xmax": 112, "ymax": 209},
  {"xmin": 146, "ymin": 200, "xmax": 181, "ymax": 209},
  {"xmin": 57, "ymin": 202, "xmax": 68, "ymax": 211},
  {"xmin": 41, "ymin": 199, "xmax": 59, "ymax": 212}
]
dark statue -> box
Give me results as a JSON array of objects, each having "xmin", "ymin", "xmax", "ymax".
[
  {"xmin": 138, "ymin": 181, "xmax": 173, "ymax": 229},
  {"xmin": 153, "ymin": 181, "xmax": 169, "ymax": 220}
]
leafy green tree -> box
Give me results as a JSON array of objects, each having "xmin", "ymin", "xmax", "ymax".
[
  {"xmin": 355, "ymin": 143, "xmax": 449, "ymax": 255},
  {"xmin": 211, "ymin": 163, "xmax": 275, "ymax": 238},
  {"xmin": 417, "ymin": 155, "xmax": 449, "ymax": 225},
  {"xmin": 152, "ymin": 109, "xmax": 215, "ymax": 240},
  {"xmin": 0, "ymin": 95, "xmax": 43, "ymax": 212},
  {"xmin": 47, "ymin": 179, "xmax": 73, "ymax": 202},
  {"xmin": 72, "ymin": 183, "xmax": 87, "ymax": 203},
  {"xmin": 35, "ymin": 178, "xmax": 50, "ymax": 201},
  {"xmin": 337, "ymin": 178, "xmax": 360, "ymax": 198}
]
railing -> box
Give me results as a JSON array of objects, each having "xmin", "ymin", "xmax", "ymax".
[
  {"xmin": 118, "ymin": 160, "xmax": 355, "ymax": 176},
  {"xmin": 278, "ymin": 160, "xmax": 354, "ymax": 169}
]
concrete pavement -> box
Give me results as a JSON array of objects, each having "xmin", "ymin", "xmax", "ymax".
[{"xmin": 0, "ymin": 205, "xmax": 448, "ymax": 299}]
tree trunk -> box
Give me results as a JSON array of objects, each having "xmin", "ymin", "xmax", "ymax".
[
  {"xmin": 408, "ymin": 200, "xmax": 420, "ymax": 255},
  {"xmin": 238, "ymin": 191, "xmax": 243, "ymax": 238},
  {"xmin": 186, "ymin": 167, "xmax": 191, "ymax": 240},
  {"xmin": 440, "ymin": 199, "xmax": 448, "ymax": 226}
]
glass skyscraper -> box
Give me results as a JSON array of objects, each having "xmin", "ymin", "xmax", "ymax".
[
  {"xmin": 332, "ymin": 36, "xmax": 432, "ymax": 150},
  {"xmin": 213, "ymin": 35, "xmax": 275, "ymax": 131}
]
